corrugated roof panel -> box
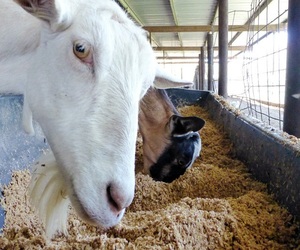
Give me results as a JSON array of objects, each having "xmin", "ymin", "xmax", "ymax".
[
  {"xmin": 123, "ymin": 0, "xmax": 175, "ymax": 25},
  {"xmin": 181, "ymin": 32, "xmax": 207, "ymax": 47},
  {"xmin": 174, "ymin": 0, "xmax": 218, "ymax": 25}
]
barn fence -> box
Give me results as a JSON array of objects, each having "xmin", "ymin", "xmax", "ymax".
[
  {"xmin": 241, "ymin": 0, "xmax": 288, "ymax": 130},
  {"xmin": 192, "ymin": 0, "xmax": 289, "ymax": 131}
]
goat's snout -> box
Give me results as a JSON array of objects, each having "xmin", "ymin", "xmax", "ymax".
[{"xmin": 107, "ymin": 183, "xmax": 134, "ymax": 216}]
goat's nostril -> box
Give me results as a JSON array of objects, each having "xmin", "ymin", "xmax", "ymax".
[
  {"xmin": 107, "ymin": 185, "xmax": 120, "ymax": 211},
  {"xmin": 106, "ymin": 182, "xmax": 134, "ymax": 215}
]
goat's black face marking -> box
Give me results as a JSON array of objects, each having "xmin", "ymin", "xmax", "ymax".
[{"xmin": 149, "ymin": 133, "xmax": 200, "ymax": 183}]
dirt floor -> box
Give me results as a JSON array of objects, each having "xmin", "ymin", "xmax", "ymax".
[{"xmin": 0, "ymin": 105, "xmax": 299, "ymax": 249}]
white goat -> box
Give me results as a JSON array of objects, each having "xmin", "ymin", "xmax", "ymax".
[{"xmin": 0, "ymin": 0, "xmax": 192, "ymax": 238}]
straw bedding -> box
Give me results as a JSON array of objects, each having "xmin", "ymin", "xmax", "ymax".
[{"xmin": 0, "ymin": 105, "xmax": 299, "ymax": 249}]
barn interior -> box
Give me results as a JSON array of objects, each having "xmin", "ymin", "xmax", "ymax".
[{"xmin": 1, "ymin": 0, "xmax": 300, "ymax": 248}]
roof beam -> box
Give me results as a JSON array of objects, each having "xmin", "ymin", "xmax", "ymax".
[
  {"xmin": 205, "ymin": 1, "xmax": 219, "ymax": 47},
  {"xmin": 157, "ymin": 56, "xmax": 234, "ymax": 62},
  {"xmin": 144, "ymin": 24, "xmax": 286, "ymax": 33},
  {"xmin": 153, "ymin": 46, "xmax": 245, "ymax": 51},
  {"xmin": 168, "ymin": 0, "xmax": 183, "ymax": 58},
  {"xmin": 157, "ymin": 61, "xmax": 198, "ymax": 65},
  {"xmin": 157, "ymin": 56, "xmax": 199, "ymax": 60},
  {"xmin": 169, "ymin": 0, "xmax": 182, "ymax": 46}
]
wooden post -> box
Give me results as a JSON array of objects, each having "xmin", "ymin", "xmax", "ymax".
[
  {"xmin": 207, "ymin": 33, "xmax": 213, "ymax": 91},
  {"xmin": 283, "ymin": 0, "xmax": 300, "ymax": 136},
  {"xmin": 218, "ymin": 0, "xmax": 228, "ymax": 98}
]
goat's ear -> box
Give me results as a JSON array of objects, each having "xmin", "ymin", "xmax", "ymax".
[
  {"xmin": 15, "ymin": 0, "xmax": 73, "ymax": 31},
  {"xmin": 154, "ymin": 67, "xmax": 194, "ymax": 89},
  {"xmin": 168, "ymin": 115, "xmax": 205, "ymax": 135}
]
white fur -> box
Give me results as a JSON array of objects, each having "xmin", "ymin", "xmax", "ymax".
[
  {"xmin": 0, "ymin": 0, "xmax": 193, "ymax": 238},
  {"xmin": 30, "ymin": 151, "xmax": 70, "ymax": 237}
]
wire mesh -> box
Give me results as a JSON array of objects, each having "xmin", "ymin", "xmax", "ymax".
[{"xmin": 241, "ymin": 0, "xmax": 288, "ymax": 130}]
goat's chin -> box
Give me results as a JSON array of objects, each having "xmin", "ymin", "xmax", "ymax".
[
  {"xmin": 69, "ymin": 194, "xmax": 101, "ymax": 226},
  {"xmin": 69, "ymin": 187, "xmax": 125, "ymax": 229},
  {"xmin": 73, "ymin": 201, "xmax": 125, "ymax": 229}
]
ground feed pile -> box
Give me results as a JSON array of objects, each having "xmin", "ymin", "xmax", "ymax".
[{"xmin": 0, "ymin": 105, "xmax": 299, "ymax": 249}]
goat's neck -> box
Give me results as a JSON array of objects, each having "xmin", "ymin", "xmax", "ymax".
[
  {"xmin": 138, "ymin": 87, "xmax": 179, "ymax": 169},
  {"xmin": 139, "ymin": 87, "xmax": 178, "ymax": 133}
]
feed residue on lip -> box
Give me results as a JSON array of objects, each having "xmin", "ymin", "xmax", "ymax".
[{"xmin": 0, "ymin": 105, "xmax": 299, "ymax": 249}]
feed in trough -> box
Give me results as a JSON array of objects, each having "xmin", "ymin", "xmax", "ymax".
[{"xmin": 1, "ymin": 105, "xmax": 299, "ymax": 249}]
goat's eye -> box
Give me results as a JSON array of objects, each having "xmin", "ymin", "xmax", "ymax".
[
  {"xmin": 73, "ymin": 40, "xmax": 91, "ymax": 59},
  {"xmin": 177, "ymin": 159, "xmax": 185, "ymax": 166}
]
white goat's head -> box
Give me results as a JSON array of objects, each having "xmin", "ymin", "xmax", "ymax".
[{"xmin": 11, "ymin": 0, "xmax": 192, "ymax": 230}]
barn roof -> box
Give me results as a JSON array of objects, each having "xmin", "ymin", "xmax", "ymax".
[{"xmin": 116, "ymin": 0, "xmax": 288, "ymax": 62}]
